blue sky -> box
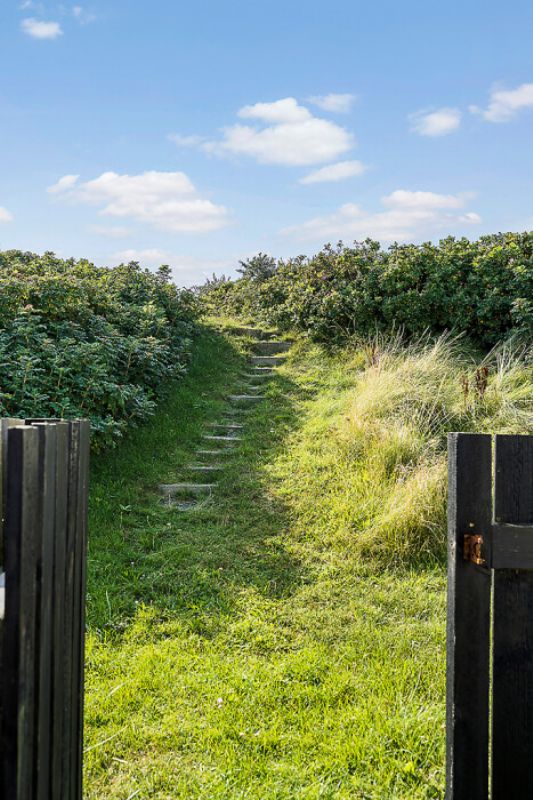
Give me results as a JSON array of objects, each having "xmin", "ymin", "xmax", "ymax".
[{"xmin": 1, "ymin": 0, "xmax": 533, "ymax": 285}]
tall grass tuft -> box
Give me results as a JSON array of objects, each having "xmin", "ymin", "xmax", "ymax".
[{"xmin": 275, "ymin": 334, "xmax": 533, "ymax": 566}]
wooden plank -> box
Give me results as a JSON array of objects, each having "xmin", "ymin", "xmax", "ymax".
[
  {"xmin": 0, "ymin": 419, "xmax": 24, "ymax": 799},
  {"xmin": 446, "ymin": 433, "xmax": 492, "ymax": 800},
  {"xmin": 492, "ymin": 434, "xmax": 533, "ymax": 800},
  {"xmin": 0, "ymin": 420, "xmax": 25, "ymax": 555},
  {"xmin": 492, "ymin": 522, "xmax": 533, "ymax": 569},
  {"xmin": 2, "ymin": 425, "xmax": 40, "ymax": 800},
  {"xmin": 61, "ymin": 422, "xmax": 80, "ymax": 800},
  {"xmin": 34, "ymin": 424, "xmax": 57, "ymax": 800},
  {"xmin": 72, "ymin": 421, "xmax": 89, "ymax": 800},
  {"xmin": 50, "ymin": 422, "xmax": 69, "ymax": 800}
]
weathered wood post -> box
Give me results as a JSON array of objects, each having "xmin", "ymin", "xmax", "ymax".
[
  {"xmin": 447, "ymin": 433, "xmax": 533, "ymax": 800},
  {"xmin": 0, "ymin": 418, "xmax": 89, "ymax": 800}
]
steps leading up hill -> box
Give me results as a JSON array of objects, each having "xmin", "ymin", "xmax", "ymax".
[{"xmin": 157, "ymin": 326, "xmax": 292, "ymax": 509}]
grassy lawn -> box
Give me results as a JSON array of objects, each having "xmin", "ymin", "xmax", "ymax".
[{"xmin": 84, "ymin": 325, "xmax": 447, "ymax": 799}]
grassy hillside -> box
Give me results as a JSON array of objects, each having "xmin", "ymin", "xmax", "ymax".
[{"xmin": 84, "ymin": 324, "xmax": 532, "ymax": 799}]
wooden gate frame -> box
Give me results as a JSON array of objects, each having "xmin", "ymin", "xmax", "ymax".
[
  {"xmin": 0, "ymin": 418, "xmax": 90, "ymax": 800},
  {"xmin": 447, "ymin": 432, "xmax": 533, "ymax": 800}
]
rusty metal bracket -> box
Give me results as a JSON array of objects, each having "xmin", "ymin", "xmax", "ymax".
[{"xmin": 463, "ymin": 533, "xmax": 486, "ymax": 566}]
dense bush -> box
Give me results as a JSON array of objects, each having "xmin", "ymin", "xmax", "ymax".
[
  {"xmin": 0, "ymin": 251, "xmax": 198, "ymax": 449},
  {"xmin": 202, "ymin": 233, "xmax": 533, "ymax": 347}
]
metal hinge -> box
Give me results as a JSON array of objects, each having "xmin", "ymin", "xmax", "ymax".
[{"xmin": 463, "ymin": 533, "xmax": 486, "ymax": 566}]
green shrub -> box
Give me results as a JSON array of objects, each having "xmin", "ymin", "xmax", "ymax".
[
  {"xmin": 202, "ymin": 233, "xmax": 533, "ymax": 346},
  {"xmin": 0, "ymin": 251, "xmax": 199, "ymax": 449}
]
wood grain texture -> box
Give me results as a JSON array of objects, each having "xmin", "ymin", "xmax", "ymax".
[
  {"xmin": 492, "ymin": 435, "xmax": 533, "ymax": 800},
  {"xmin": 0, "ymin": 418, "xmax": 89, "ymax": 800},
  {"xmin": 446, "ymin": 433, "xmax": 492, "ymax": 800}
]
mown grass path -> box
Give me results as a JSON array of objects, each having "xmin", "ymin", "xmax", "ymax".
[{"xmin": 84, "ymin": 325, "xmax": 446, "ymax": 799}]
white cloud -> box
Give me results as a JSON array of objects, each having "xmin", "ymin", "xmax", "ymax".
[
  {"xmin": 20, "ymin": 1, "xmax": 44, "ymax": 10},
  {"xmin": 168, "ymin": 133, "xmax": 206, "ymax": 147},
  {"xmin": 47, "ymin": 174, "xmax": 80, "ymax": 194},
  {"xmin": 470, "ymin": 82, "xmax": 533, "ymax": 122},
  {"xmin": 282, "ymin": 189, "xmax": 481, "ymax": 243},
  {"xmin": 204, "ymin": 97, "xmax": 354, "ymax": 166},
  {"xmin": 238, "ymin": 97, "xmax": 311, "ymax": 124},
  {"xmin": 72, "ymin": 5, "xmax": 97, "ymax": 23},
  {"xmin": 111, "ymin": 249, "xmax": 235, "ymax": 287},
  {"xmin": 21, "ymin": 17, "xmax": 63, "ymax": 39},
  {"xmin": 300, "ymin": 160, "xmax": 367, "ymax": 185},
  {"xmin": 48, "ymin": 170, "xmax": 231, "ymax": 233},
  {"xmin": 409, "ymin": 107, "xmax": 461, "ymax": 137},
  {"xmin": 308, "ymin": 93, "xmax": 356, "ymax": 113},
  {"xmin": 0, "ymin": 207, "xmax": 13, "ymax": 223},
  {"xmin": 383, "ymin": 190, "xmax": 467, "ymax": 210}
]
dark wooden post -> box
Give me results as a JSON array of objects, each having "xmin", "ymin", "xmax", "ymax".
[
  {"xmin": 2, "ymin": 424, "xmax": 41, "ymax": 799},
  {"xmin": 0, "ymin": 419, "xmax": 89, "ymax": 800},
  {"xmin": 446, "ymin": 433, "xmax": 492, "ymax": 800},
  {"xmin": 492, "ymin": 435, "xmax": 533, "ymax": 799}
]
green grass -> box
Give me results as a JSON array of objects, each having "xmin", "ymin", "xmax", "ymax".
[
  {"xmin": 85, "ymin": 325, "xmax": 449, "ymax": 798},
  {"xmin": 85, "ymin": 326, "xmax": 532, "ymax": 798}
]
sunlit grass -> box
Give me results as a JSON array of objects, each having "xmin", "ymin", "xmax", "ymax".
[{"xmin": 84, "ymin": 326, "xmax": 532, "ymax": 799}]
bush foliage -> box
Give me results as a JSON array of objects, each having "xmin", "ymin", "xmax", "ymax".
[
  {"xmin": 202, "ymin": 233, "xmax": 533, "ymax": 346},
  {"xmin": 0, "ymin": 251, "xmax": 198, "ymax": 448}
]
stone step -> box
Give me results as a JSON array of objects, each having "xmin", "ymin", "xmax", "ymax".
[
  {"xmin": 230, "ymin": 327, "xmax": 270, "ymax": 339},
  {"xmin": 203, "ymin": 434, "xmax": 242, "ymax": 442},
  {"xmin": 229, "ymin": 395, "xmax": 264, "ymax": 403},
  {"xmin": 250, "ymin": 356, "xmax": 285, "ymax": 366},
  {"xmin": 252, "ymin": 366, "xmax": 274, "ymax": 372},
  {"xmin": 187, "ymin": 465, "xmax": 223, "ymax": 472},
  {"xmin": 253, "ymin": 341, "xmax": 292, "ymax": 355},
  {"xmin": 236, "ymin": 383, "xmax": 262, "ymax": 392},
  {"xmin": 159, "ymin": 483, "xmax": 216, "ymax": 496},
  {"xmin": 207, "ymin": 422, "xmax": 244, "ymax": 429},
  {"xmin": 196, "ymin": 449, "xmax": 235, "ymax": 456},
  {"xmin": 243, "ymin": 373, "xmax": 272, "ymax": 379}
]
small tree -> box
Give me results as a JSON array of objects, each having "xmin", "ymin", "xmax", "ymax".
[{"xmin": 237, "ymin": 252, "xmax": 277, "ymax": 282}]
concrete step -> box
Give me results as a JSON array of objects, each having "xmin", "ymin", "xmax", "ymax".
[
  {"xmin": 236, "ymin": 383, "xmax": 262, "ymax": 392},
  {"xmin": 207, "ymin": 422, "xmax": 244, "ymax": 429},
  {"xmin": 159, "ymin": 483, "xmax": 216, "ymax": 496},
  {"xmin": 196, "ymin": 449, "xmax": 235, "ymax": 456},
  {"xmin": 253, "ymin": 341, "xmax": 291, "ymax": 355},
  {"xmin": 250, "ymin": 356, "xmax": 285, "ymax": 366},
  {"xmin": 203, "ymin": 434, "xmax": 242, "ymax": 442},
  {"xmin": 230, "ymin": 327, "xmax": 269, "ymax": 339},
  {"xmin": 187, "ymin": 465, "xmax": 223, "ymax": 472}
]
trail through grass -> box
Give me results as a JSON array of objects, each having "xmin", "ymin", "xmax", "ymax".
[{"xmin": 84, "ymin": 325, "xmax": 448, "ymax": 799}]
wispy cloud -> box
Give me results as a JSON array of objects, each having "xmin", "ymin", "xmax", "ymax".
[
  {"xmin": 0, "ymin": 206, "xmax": 13, "ymax": 223},
  {"xmin": 168, "ymin": 133, "xmax": 206, "ymax": 148},
  {"xmin": 283, "ymin": 189, "xmax": 481, "ymax": 243},
  {"xmin": 21, "ymin": 17, "xmax": 63, "ymax": 39},
  {"xmin": 48, "ymin": 170, "xmax": 231, "ymax": 233},
  {"xmin": 203, "ymin": 97, "xmax": 355, "ymax": 166},
  {"xmin": 470, "ymin": 82, "xmax": 533, "ymax": 122},
  {"xmin": 300, "ymin": 160, "xmax": 367, "ymax": 185},
  {"xmin": 47, "ymin": 174, "xmax": 80, "ymax": 194},
  {"xmin": 308, "ymin": 93, "xmax": 356, "ymax": 113},
  {"xmin": 72, "ymin": 6, "xmax": 97, "ymax": 25},
  {"xmin": 409, "ymin": 107, "xmax": 461, "ymax": 137}
]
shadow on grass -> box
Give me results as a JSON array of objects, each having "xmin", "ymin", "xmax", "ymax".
[{"xmin": 87, "ymin": 325, "xmax": 309, "ymax": 637}]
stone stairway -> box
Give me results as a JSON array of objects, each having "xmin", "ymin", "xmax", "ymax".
[{"xmin": 158, "ymin": 327, "xmax": 292, "ymax": 509}]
